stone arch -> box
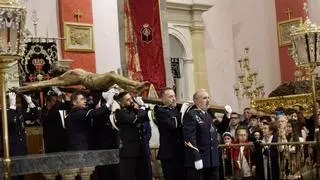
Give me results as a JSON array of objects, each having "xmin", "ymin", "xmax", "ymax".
[{"xmin": 168, "ymin": 27, "xmax": 192, "ymax": 59}]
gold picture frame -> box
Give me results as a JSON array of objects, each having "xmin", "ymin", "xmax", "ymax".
[
  {"xmin": 277, "ymin": 17, "xmax": 302, "ymax": 47},
  {"xmin": 64, "ymin": 22, "xmax": 95, "ymax": 52}
]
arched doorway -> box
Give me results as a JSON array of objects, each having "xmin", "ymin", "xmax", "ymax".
[{"xmin": 169, "ymin": 34, "xmax": 186, "ymax": 100}]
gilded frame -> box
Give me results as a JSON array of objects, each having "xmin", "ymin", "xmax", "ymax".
[
  {"xmin": 251, "ymin": 93, "xmax": 313, "ymax": 117},
  {"xmin": 277, "ymin": 17, "xmax": 302, "ymax": 47},
  {"xmin": 64, "ymin": 22, "xmax": 95, "ymax": 52}
]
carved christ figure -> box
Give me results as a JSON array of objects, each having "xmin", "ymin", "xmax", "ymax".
[{"xmin": 16, "ymin": 68, "xmax": 149, "ymax": 93}]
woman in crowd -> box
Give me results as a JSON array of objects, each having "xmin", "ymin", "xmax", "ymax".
[{"xmin": 255, "ymin": 121, "xmax": 279, "ymax": 180}]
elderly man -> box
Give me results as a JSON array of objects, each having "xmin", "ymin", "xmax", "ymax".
[{"xmin": 183, "ymin": 89, "xmax": 220, "ymax": 180}]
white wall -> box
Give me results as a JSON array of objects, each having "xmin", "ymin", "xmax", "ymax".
[
  {"xmin": 309, "ymin": 0, "xmax": 320, "ymax": 25},
  {"xmin": 202, "ymin": 0, "xmax": 239, "ymax": 111},
  {"xmin": 25, "ymin": 0, "xmax": 60, "ymax": 38},
  {"xmin": 231, "ymin": 0, "xmax": 281, "ymax": 110},
  {"xmin": 25, "ymin": 0, "xmax": 61, "ymax": 57},
  {"xmin": 24, "ymin": 0, "xmax": 122, "ymax": 73},
  {"xmin": 92, "ymin": 0, "xmax": 121, "ymax": 73},
  {"xmin": 203, "ymin": 0, "xmax": 281, "ymax": 112}
]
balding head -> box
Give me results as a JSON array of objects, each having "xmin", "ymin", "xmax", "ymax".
[{"xmin": 193, "ymin": 89, "xmax": 210, "ymax": 111}]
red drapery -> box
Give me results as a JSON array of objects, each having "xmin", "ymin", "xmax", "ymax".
[
  {"xmin": 124, "ymin": 0, "xmax": 143, "ymax": 82},
  {"xmin": 127, "ymin": 0, "xmax": 166, "ymax": 91}
]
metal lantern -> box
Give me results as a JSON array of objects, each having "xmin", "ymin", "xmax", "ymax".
[
  {"xmin": 290, "ymin": 3, "xmax": 320, "ymax": 178},
  {"xmin": 290, "ymin": 14, "xmax": 320, "ymax": 68},
  {"xmin": 0, "ymin": 0, "xmax": 26, "ymax": 58}
]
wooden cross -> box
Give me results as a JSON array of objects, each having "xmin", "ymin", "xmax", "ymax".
[
  {"xmin": 284, "ymin": 8, "xmax": 292, "ymax": 20},
  {"xmin": 74, "ymin": 9, "xmax": 82, "ymax": 23}
]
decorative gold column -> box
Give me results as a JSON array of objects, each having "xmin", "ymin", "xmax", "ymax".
[{"xmin": 0, "ymin": 63, "xmax": 10, "ymax": 180}]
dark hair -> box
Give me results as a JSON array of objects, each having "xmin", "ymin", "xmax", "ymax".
[
  {"xmin": 263, "ymin": 121, "xmax": 278, "ymax": 134},
  {"xmin": 236, "ymin": 125, "xmax": 248, "ymax": 135},
  {"xmin": 71, "ymin": 91, "xmax": 84, "ymax": 102},
  {"xmin": 243, "ymin": 107, "xmax": 250, "ymax": 111},
  {"xmin": 231, "ymin": 112, "xmax": 239, "ymax": 116},
  {"xmin": 250, "ymin": 115, "xmax": 258, "ymax": 119},
  {"xmin": 285, "ymin": 108, "xmax": 297, "ymax": 115},
  {"xmin": 260, "ymin": 115, "xmax": 272, "ymax": 122},
  {"xmin": 114, "ymin": 91, "xmax": 129, "ymax": 101},
  {"xmin": 160, "ymin": 87, "xmax": 173, "ymax": 97}
]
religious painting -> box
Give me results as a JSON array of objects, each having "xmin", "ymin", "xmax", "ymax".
[
  {"xmin": 277, "ymin": 18, "xmax": 302, "ymax": 46},
  {"xmin": 64, "ymin": 22, "xmax": 95, "ymax": 52}
]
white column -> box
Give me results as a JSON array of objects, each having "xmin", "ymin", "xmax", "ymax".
[{"xmin": 183, "ymin": 58, "xmax": 195, "ymax": 101}]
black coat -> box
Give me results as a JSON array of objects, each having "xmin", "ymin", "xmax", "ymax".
[
  {"xmin": 65, "ymin": 106, "xmax": 110, "ymax": 151},
  {"xmin": 91, "ymin": 103, "xmax": 119, "ymax": 150},
  {"xmin": 183, "ymin": 108, "xmax": 220, "ymax": 168},
  {"xmin": 0, "ymin": 109, "xmax": 27, "ymax": 157},
  {"xmin": 8, "ymin": 109, "xmax": 27, "ymax": 156},
  {"xmin": 254, "ymin": 135, "xmax": 280, "ymax": 180},
  {"xmin": 42, "ymin": 103, "xmax": 68, "ymax": 153},
  {"xmin": 154, "ymin": 105, "xmax": 184, "ymax": 161},
  {"xmin": 115, "ymin": 107, "xmax": 149, "ymax": 158}
]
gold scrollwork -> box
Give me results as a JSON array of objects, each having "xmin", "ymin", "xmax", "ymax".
[{"xmin": 251, "ymin": 93, "xmax": 313, "ymax": 116}]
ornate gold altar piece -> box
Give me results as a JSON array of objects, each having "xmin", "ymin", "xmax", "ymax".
[
  {"xmin": 0, "ymin": 0, "xmax": 27, "ymax": 179},
  {"xmin": 251, "ymin": 93, "xmax": 314, "ymax": 116},
  {"xmin": 233, "ymin": 47, "xmax": 264, "ymax": 103}
]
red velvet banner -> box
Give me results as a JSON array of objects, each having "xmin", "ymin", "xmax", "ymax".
[{"xmin": 128, "ymin": 0, "xmax": 166, "ymax": 90}]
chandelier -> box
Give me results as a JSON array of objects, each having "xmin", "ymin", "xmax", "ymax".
[
  {"xmin": 0, "ymin": 0, "xmax": 26, "ymax": 58},
  {"xmin": 233, "ymin": 47, "xmax": 265, "ymax": 102}
]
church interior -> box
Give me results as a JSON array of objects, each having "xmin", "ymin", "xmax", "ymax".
[{"xmin": 0, "ymin": 0, "xmax": 320, "ymax": 179}]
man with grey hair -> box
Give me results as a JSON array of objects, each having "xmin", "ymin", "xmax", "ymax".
[{"xmin": 183, "ymin": 89, "xmax": 220, "ymax": 180}]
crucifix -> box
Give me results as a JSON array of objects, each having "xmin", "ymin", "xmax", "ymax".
[
  {"xmin": 284, "ymin": 8, "xmax": 293, "ymax": 20},
  {"xmin": 74, "ymin": 9, "xmax": 82, "ymax": 23}
]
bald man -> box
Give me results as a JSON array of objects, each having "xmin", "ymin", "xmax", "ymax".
[{"xmin": 183, "ymin": 89, "xmax": 220, "ymax": 180}]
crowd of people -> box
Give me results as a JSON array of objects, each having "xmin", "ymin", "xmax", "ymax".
[{"xmin": 2, "ymin": 86, "xmax": 320, "ymax": 180}]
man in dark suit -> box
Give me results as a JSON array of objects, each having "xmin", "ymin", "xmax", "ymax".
[
  {"xmin": 183, "ymin": 89, "xmax": 220, "ymax": 180},
  {"xmin": 42, "ymin": 89, "xmax": 70, "ymax": 153},
  {"xmin": 91, "ymin": 89, "xmax": 120, "ymax": 180},
  {"xmin": 0, "ymin": 92, "xmax": 29, "ymax": 180},
  {"xmin": 114, "ymin": 91, "xmax": 151, "ymax": 180},
  {"xmin": 154, "ymin": 88, "xmax": 186, "ymax": 180},
  {"xmin": 65, "ymin": 91, "xmax": 111, "ymax": 151}
]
